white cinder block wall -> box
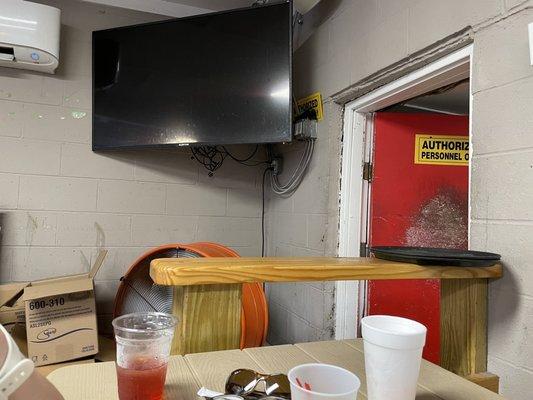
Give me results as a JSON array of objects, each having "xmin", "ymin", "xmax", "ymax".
[
  {"xmin": 265, "ymin": 101, "xmax": 342, "ymax": 344},
  {"xmin": 0, "ymin": 0, "xmax": 263, "ymax": 334},
  {"xmin": 266, "ymin": 0, "xmax": 533, "ymax": 397}
]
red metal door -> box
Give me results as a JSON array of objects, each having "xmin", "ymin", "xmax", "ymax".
[{"xmin": 368, "ymin": 112, "xmax": 469, "ymax": 364}]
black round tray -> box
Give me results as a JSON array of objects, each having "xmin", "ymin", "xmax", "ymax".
[{"xmin": 371, "ymin": 246, "xmax": 501, "ymax": 267}]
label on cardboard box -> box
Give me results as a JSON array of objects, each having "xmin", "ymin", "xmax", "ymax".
[{"xmin": 25, "ymin": 285, "xmax": 98, "ymax": 366}]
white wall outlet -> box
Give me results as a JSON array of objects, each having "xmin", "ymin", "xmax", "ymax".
[{"xmin": 529, "ymin": 22, "xmax": 533, "ymax": 66}]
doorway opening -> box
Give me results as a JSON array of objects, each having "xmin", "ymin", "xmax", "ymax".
[
  {"xmin": 335, "ymin": 45, "xmax": 473, "ymax": 343},
  {"xmin": 368, "ymin": 84, "xmax": 470, "ymax": 363}
]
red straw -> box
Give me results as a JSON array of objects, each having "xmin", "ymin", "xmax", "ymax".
[{"xmin": 296, "ymin": 377, "xmax": 312, "ymax": 391}]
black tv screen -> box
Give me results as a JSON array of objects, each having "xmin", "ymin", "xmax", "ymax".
[{"xmin": 92, "ymin": 1, "xmax": 292, "ymax": 150}]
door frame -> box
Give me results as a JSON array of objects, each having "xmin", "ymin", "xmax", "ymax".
[{"xmin": 335, "ymin": 44, "xmax": 473, "ymax": 340}]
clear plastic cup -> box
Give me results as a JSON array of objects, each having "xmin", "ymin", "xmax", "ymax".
[
  {"xmin": 112, "ymin": 312, "xmax": 177, "ymax": 400},
  {"xmin": 361, "ymin": 315, "xmax": 427, "ymax": 400},
  {"xmin": 288, "ymin": 363, "xmax": 361, "ymax": 400}
]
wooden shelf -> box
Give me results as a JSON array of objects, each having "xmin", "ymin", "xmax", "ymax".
[{"xmin": 149, "ymin": 257, "xmax": 502, "ymax": 286}]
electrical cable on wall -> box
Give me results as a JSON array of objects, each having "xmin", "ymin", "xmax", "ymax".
[
  {"xmin": 189, "ymin": 112, "xmax": 318, "ymax": 256},
  {"xmin": 267, "ymin": 138, "xmax": 316, "ymax": 197},
  {"xmin": 223, "ymin": 145, "xmax": 269, "ymax": 166},
  {"xmin": 261, "ymin": 166, "xmax": 272, "ymax": 257},
  {"xmin": 190, "ymin": 144, "xmax": 272, "ymax": 256}
]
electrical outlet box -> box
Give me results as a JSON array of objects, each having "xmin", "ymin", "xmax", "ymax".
[
  {"xmin": 294, "ymin": 118, "xmax": 318, "ymax": 140},
  {"xmin": 271, "ymin": 157, "xmax": 283, "ymax": 176}
]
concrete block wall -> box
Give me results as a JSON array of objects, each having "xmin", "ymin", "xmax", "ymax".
[
  {"xmin": 265, "ymin": 101, "xmax": 342, "ymax": 344},
  {"xmin": 0, "ymin": 0, "xmax": 263, "ymax": 334},
  {"xmin": 266, "ymin": 0, "xmax": 533, "ymax": 397},
  {"xmin": 470, "ymin": 7, "xmax": 533, "ymax": 399}
]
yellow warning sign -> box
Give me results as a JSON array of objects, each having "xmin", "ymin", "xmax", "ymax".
[
  {"xmin": 414, "ymin": 134, "xmax": 469, "ymax": 166},
  {"xmin": 296, "ymin": 92, "xmax": 324, "ymax": 121}
]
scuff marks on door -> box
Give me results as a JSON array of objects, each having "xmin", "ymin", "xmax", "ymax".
[{"xmin": 405, "ymin": 188, "xmax": 468, "ymax": 249}]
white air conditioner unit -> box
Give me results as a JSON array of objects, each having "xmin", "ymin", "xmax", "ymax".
[{"xmin": 0, "ymin": 0, "xmax": 61, "ymax": 74}]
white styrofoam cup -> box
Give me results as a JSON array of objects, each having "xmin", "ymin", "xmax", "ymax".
[
  {"xmin": 361, "ymin": 315, "xmax": 427, "ymax": 400},
  {"xmin": 288, "ymin": 363, "xmax": 361, "ymax": 400}
]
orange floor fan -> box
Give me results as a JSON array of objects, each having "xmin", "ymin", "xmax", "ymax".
[{"xmin": 113, "ymin": 242, "xmax": 268, "ymax": 351}]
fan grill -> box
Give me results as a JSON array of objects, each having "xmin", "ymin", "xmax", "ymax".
[
  {"xmin": 113, "ymin": 243, "xmax": 268, "ymax": 350},
  {"xmin": 117, "ymin": 248, "xmax": 199, "ymax": 316}
]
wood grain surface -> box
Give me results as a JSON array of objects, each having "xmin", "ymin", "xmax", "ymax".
[
  {"xmin": 47, "ymin": 340, "xmax": 507, "ymax": 400},
  {"xmin": 466, "ymin": 372, "xmax": 500, "ymax": 393},
  {"xmin": 150, "ymin": 257, "xmax": 503, "ymax": 286},
  {"xmin": 440, "ymin": 279, "xmax": 488, "ymax": 376},
  {"xmin": 170, "ymin": 283, "xmax": 241, "ymax": 355}
]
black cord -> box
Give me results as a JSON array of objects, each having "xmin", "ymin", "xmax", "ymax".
[
  {"xmin": 191, "ymin": 145, "xmax": 269, "ymax": 174},
  {"xmin": 224, "ymin": 145, "xmax": 271, "ymax": 167},
  {"xmin": 223, "ymin": 145, "xmax": 259, "ymax": 163},
  {"xmin": 190, "ymin": 146, "xmax": 227, "ymax": 175},
  {"xmin": 261, "ymin": 167, "xmax": 272, "ymax": 257},
  {"xmin": 189, "ymin": 145, "xmax": 273, "ymax": 257}
]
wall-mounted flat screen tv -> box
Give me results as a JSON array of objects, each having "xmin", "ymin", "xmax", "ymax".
[{"xmin": 92, "ymin": 1, "xmax": 292, "ymax": 150}]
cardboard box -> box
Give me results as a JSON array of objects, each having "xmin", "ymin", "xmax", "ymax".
[
  {"xmin": 0, "ymin": 250, "xmax": 107, "ymax": 367},
  {"xmin": 7, "ymin": 324, "xmax": 96, "ymax": 376},
  {"xmin": 0, "ymin": 282, "xmax": 27, "ymax": 331}
]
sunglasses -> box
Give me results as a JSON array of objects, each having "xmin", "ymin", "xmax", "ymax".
[{"xmin": 225, "ymin": 369, "xmax": 291, "ymax": 398}]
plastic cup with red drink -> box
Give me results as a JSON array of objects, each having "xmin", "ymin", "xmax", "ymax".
[{"xmin": 112, "ymin": 312, "xmax": 177, "ymax": 400}]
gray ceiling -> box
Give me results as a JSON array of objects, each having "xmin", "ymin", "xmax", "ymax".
[
  {"xmin": 387, "ymin": 81, "xmax": 470, "ymax": 115},
  {"xmin": 165, "ymin": 0, "xmax": 253, "ymax": 11},
  {"xmin": 405, "ymin": 81, "xmax": 470, "ymax": 115}
]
